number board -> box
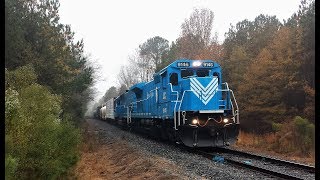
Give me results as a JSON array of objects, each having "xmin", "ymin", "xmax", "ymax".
[
  {"xmin": 202, "ymin": 62, "xmax": 214, "ymax": 67},
  {"xmin": 177, "ymin": 62, "xmax": 190, "ymax": 67}
]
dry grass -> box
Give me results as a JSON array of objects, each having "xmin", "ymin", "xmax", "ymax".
[
  {"xmin": 234, "ymin": 130, "xmax": 315, "ymax": 166},
  {"xmin": 69, "ymin": 120, "xmax": 192, "ymax": 180}
]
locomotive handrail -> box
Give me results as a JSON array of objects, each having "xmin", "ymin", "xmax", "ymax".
[
  {"xmin": 230, "ymin": 89, "xmax": 239, "ymax": 124},
  {"xmin": 219, "ymin": 82, "xmax": 239, "ymax": 124},
  {"xmin": 229, "ymin": 99, "xmax": 235, "ymax": 123},
  {"xmin": 169, "ymin": 83, "xmax": 179, "ymax": 100},
  {"xmin": 122, "ymin": 87, "xmax": 159, "ymax": 120},
  {"xmin": 178, "ymin": 89, "xmax": 195, "ymax": 126},
  {"xmin": 168, "ymin": 83, "xmax": 179, "ymax": 130},
  {"xmin": 222, "ymin": 82, "xmax": 230, "ymax": 90},
  {"xmin": 126, "ymin": 106, "xmax": 132, "ymax": 124}
]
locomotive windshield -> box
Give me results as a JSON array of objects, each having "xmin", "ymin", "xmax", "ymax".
[
  {"xmin": 181, "ymin": 69, "xmax": 193, "ymax": 78},
  {"xmin": 196, "ymin": 69, "xmax": 209, "ymax": 77},
  {"xmin": 181, "ymin": 69, "xmax": 210, "ymax": 78}
]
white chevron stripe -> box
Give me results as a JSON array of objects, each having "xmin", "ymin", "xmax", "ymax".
[
  {"xmin": 190, "ymin": 85, "xmax": 200, "ymax": 98},
  {"xmin": 190, "ymin": 79, "xmax": 217, "ymax": 96},
  {"xmin": 203, "ymin": 89, "xmax": 218, "ymax": 104},
  {"xmin": 202, "ymin": 82, "xmax": 218, "ymax": 96},
  {"xmin": 190, "ymin": 84, "xmax": 200, "ymax": 96},
  {"xmin": 190, "ymin": 78, "xmax": 219, "ymax": 105},
  {"xmin": 190, "ymin": 78, "xmax": 206, "ymax": 90},
  {"xmin": 190, "ymin": 78, "xmax": 217, "ymax": 95},
  {"xmin": 202, "ymin": 83, "xmax": 218, "ymax": 101},
  {"xmin": 190, "ymin": 78, "xmax": 217, "ymax": 92}
]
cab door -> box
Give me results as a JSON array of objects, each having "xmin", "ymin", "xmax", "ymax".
[{"xmin": 159, "ymin": 71, "xmax": 168, "ymax": 118}]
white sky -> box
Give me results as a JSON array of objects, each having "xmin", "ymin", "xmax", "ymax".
[{"xmin": 58, "ymin": 0, "xmax": 301, "ymax": 102}]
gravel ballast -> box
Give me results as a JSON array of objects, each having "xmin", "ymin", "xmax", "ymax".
[{"xmin": 87, "ymin": 118, "xmax": 279, "ymax": 179}]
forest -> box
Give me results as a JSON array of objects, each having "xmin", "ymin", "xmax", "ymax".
[
  {"xmin": 5, "ymin": 0, "xmax": 314, "ymax": 179},
  {"xmin": 96, "ymin": 0, "xmax": 315, "ymax": 159},
  {"xmin": 5, "ymin": 0, "xmax": 94, "ymax": 179}
]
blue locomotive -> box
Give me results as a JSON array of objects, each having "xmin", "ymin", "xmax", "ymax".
[{"xmin": 103, "ymin": 59, "xmax": 239, "ymax": 147}]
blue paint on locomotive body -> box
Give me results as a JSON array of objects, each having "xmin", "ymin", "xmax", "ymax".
[{"xmin": 114, "ymin": 59, "xmax": 233, "ymax": 120}]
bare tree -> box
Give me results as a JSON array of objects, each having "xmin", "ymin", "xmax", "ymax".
[
  {"xmin": 117, "ymin": 64, "xmax": 139, "ymax": 88},
  {"xmin": 117, "ymin": 36, "xmax": 170, "ymax": 89},
  {"xmin": 177, "ymin": 8, "xmax": 217, "ymax": 59},
  {"xmin": 117, "ymin": 84, "xmax": 128, "ymax": 96},
  {"xmin": 117, "ymin": 48, "xmax": 153, "ymax": 88},
  {"xmin": 131, "ymin": 50, "xmax": 154, "ymax": 82},
  {"xmin": 181, "ymin": 8, "xmax": 214, "ymax": 46}
]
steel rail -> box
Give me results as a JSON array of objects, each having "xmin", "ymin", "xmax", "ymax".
[
  {"xmin": 196, "ymin": 150, "xmax": 306, "ymax": 180},
  {"xmin": 214, "ymin": 147, "xmax": 315, "ymax": 173}
]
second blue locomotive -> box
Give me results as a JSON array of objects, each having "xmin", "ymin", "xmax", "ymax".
[{"xmin": 103, "ymin": 59, "xmax": 239, "ymax": 147}]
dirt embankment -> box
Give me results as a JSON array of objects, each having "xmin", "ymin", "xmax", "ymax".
[{"xmin": 71, "ymin": 120, "xmax": 191, "ymax": 180}]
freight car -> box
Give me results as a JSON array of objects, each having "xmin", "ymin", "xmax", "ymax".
[{"xmin": 99, "ymin": 59, "xmax": 239, "ymax": 147}]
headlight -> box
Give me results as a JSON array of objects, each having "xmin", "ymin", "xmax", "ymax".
[
  {"xmin": 223, "ymin": 118, "xmax": 229, "ymax": 123},
  {"xmin": 192, "ymin": 61, "xmax": 202, "ymax": 67},
  {"xmin": 192, "ymin": 119, "xmax": 198, "ymax": 125}
]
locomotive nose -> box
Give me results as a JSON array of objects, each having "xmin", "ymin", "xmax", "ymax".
[
  {"xmin": 179, "ymin": 77, "xmax": 220, "ymax": 111},
  {"xmin": 189, "ymin": 77, "xmax": 219, "ymax": 105}
]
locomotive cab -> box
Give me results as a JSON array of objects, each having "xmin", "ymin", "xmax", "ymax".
[{"xmin": 165, "ymin": 60, "xmax": 240, "ymax": 147}]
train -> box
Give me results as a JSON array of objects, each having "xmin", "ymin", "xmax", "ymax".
[{"xmin": 95, "ymin": 59, "xmax": 240, "ymax": 147}]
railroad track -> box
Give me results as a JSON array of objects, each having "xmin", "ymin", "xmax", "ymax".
[
  {"xmin": 195, "ymin": 147, "xmax": 315, "ymax": 180},
  {"xmin": 97, "ymin": 119, "xmax": 315, "ymax": 179}
]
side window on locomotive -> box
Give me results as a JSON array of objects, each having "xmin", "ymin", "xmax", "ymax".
[
  {"xmin": 181, "ymin": 69, "xmax": 194, "ymax": 78},
  {"xmin": 196, "ymin": 69, "xmax": 209, "ymax": 77},
  {"xmin": 170, "ymin": 73, "xmax": 178, "ymax": 86},
  {"xmin": 213, "ymin": 72, "xmax": 220, "ymax": 83}
]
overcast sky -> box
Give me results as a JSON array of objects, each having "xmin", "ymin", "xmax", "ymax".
[{"xmin": 58, "ymin": 0, "xmax": 301, "ymax": 102}]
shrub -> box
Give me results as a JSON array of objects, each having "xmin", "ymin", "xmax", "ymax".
[
  {"xmin": 269, "ymin": 116, "xmax": 314, "ymax": 155},
  {"xmin": 5, "ymin": 66, "xmax": 81, "ymax": 179},
  {"xmin": 5, "ymin": 154, "xmax": 18, "ymax": 180},
  {"xmin": 236, "ymin": 116, "xmax": 315, "ymax": 157},
  {"xmin": 293, "ymin": 116, "xmax": 315, "ymax": 155},
  {"xmin": 271, "ymin": 122, "xmax": 282, "ymax": 132}
]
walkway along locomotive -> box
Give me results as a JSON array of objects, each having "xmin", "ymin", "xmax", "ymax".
[{"xmin": 98, "ymin": 59, "xmax": 240, "ymax": 147}]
